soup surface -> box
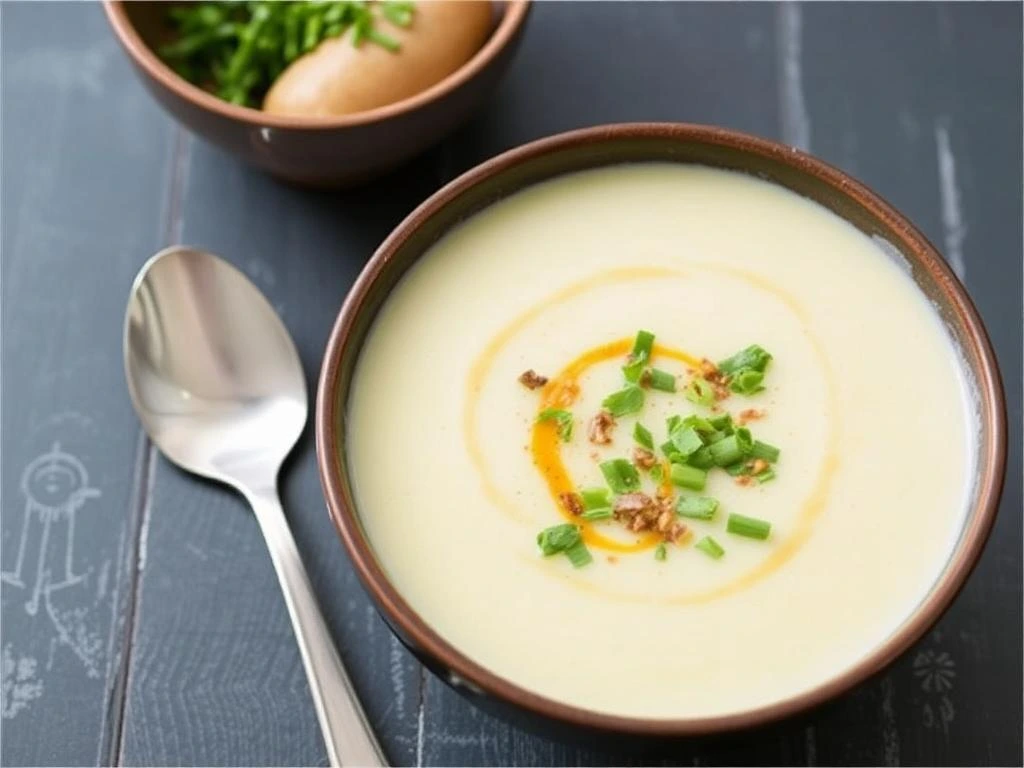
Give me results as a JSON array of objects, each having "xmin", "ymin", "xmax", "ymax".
[{"xmin": 347, "ymin": 164, "xmax": 975, "ymax": 718}]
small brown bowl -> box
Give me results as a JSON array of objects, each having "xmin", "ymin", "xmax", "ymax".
[
  {"xmin": 103, "ymin": 1, "xmax": 530, "ymax": 187},
  {"xmin": 316, "ymin": 124, "xmax": 1006, "ymax": 739}
]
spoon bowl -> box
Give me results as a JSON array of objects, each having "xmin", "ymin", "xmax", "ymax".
[{"xmin": 124, "ymin": 246, "xmax": 306, "ymax": 488}]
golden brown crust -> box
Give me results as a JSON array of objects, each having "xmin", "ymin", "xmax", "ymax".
[{"xmin": 631, "ymin": 446, "xmax": 657, "ymax": 469}]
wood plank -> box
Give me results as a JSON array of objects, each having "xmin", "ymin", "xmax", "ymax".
[
  {"xmin": 0, "ymin": 3, "xmax": 173, "ymax": 765},
  {"xmin": 117, "ymin": 141, "xmax": 446, "ymax": 767}
]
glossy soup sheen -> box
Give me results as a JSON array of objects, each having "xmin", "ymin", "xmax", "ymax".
[{"xmin": 347, "ymin": 164, "xmax": 975, "ymax": 719}]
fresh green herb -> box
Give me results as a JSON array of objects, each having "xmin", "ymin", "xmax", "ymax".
[
  {"xmin": 750, "ymin": 440, "xmax": 781, "ymax": 462},
  {"xmin": 600, "ymin": 459, "xmax": 641, "ymax": 493},
  {"xmin": 670, "ymin": 463, "xmax": 707, "ymax": 491},
  {"xmin": 687, "ymin": 446, "xmax": 716, "ymax": 469},
  {"xmin": 633, "ymin": 422, "xmax": 654, "ymax": 450},
  {"xmin": 536, "ymin": 408, "xmax": 574, "ymax": 442},
  {"xmin": 726, "ymin": 513, "xmax": 772, "ymax": 540},
  {"xmin": 537, "ymin": 523, "xmax": 592, "ymax": 567},
  {"xmin": 675, "ymin": 496, "xmax": 719, "ymax": 520},
  {"xmin": 730, "ymin": 369, "xmax": 765, "ymax": 395},
  {"xmin": 682, "ymin": 414, "xmax": 716, "ymax": 435},
  {"xmin": 718, "ymin": 345, "xmax": 772, "ymax": 375},
  {"xmin": 708, "ymin": 413, "xmax": 735, "ymax": 435},
  {"xmin": 670, "ymin": 426, "xmax": 705, "ymax": 459},
  {"xmin": 646, "ymin": 368, "xmax": 677, "ymax": 393},
  {"xmin": 654, "ymin": 542, "xmax": 668, "ymax": 561},
  {"xmin": 684, "ymin": 377, "xmax": 715, "ymax": 406},
  {"xmin": 755, "ymin": 467, "xmax": 777, "ymax": 484},
  {"xmin": 724, "ymin": 461, "xmax": 749, "ymax": 477},
  {"xmin": 581, "ymin": 508, "xmax": 614, "ymax": 521},
  {"xmin": 666, "ymin": 414, "xmax": 684, "ymax": 435},
  {"xmin": 660, "ymin": 440, "xmax": 684, "ymax": 464},
  {"xmin": 695, "ymin": 536, "xmax": 725, "ymax": 559},
  {"xmin": 160, "ymin": 2, "xmax": 414, "ymax": 108},
  {"xmin": 623, "ymin": 330, "xmax": 655, "ymax": 383},
  {"xmin": 564, "ymin": 539, "xmax": 593, "ymax": 568},
  {"xmin": 708, "ymin": 428, "xmax": 754, "ymax": 467},
  {"xmin": 602, "ymin": 385, "xmax": 645, "ymax": 417},
  {"xmin": 650, "ymin": 464, "xmax": 664, "ymax": 483},
  {"xmin": 580, "ymin": 487, "xmax": 612, "ymax": 511},
  {"xmin": 536, "ymin": 523, "xmax": 581, "ymax": 555}
]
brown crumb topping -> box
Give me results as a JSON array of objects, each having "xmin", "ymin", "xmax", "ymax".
[
  {"xmin": 559, "ymin": 492, "xmax": 584, "ymax": 516},
  {"xmin": 518, "ymin": 369, "xmax": 548, "ymax": 390},
  {"xmin": 749, "ymin": 458, "xmax": 769, "ymax": 475},
  {"xmin": 736, "ymin": 474, "xmax": 755, "ymax": 487},
  {"xmin": 738, "ymin": 408, "xmax": 765, "ymax": 425},
  {"xmin": 631, "ymin": 446, "xmax": 657, "ymax": 469},
  {"xmin": 587, "ymin": 409, "xmax": 616, "ymax": 445}
]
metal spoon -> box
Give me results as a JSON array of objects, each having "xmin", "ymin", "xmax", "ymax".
[{"xmin": 123, "ymin": 246, "xmax": 386, "ymax": 767}]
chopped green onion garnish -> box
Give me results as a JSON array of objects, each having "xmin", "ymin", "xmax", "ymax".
[
  {"xmin": 687, "ymin": 446, "xmax": 716, "ymax": 469},
  {"xmin": 654, "ymin": 542, "xmax": 667, "ymax": 561},
  {"xmin": 633, "ymin": 422, "xmax": 654, "ymax": 450},
  {"xmin": 755, "ymin": 467, "xmax": 776, "ymax": 484},
  {"xmin": 718, "ymin": 345, "xmax": 772, "ymax": 375},
  {"xmin": 727, "ymin": 513, "xmax": 772, "ymax": 540},
  {"xmin": 580, "ymin": 487, "xmax": 612, "ymax": 511},
  {"xmin": 536, "ymin": 408, "xmax": 574, "ymax": 442},
  {"xmin": 724, "ymin": 461, "xmax": 748, "ymax": 477},
  {"xmin": 623, "ymin": 330, "xmax": 655, "ymax": 383},
  {"xmin": 708, "ymin": 428, "xmax": 753, "ymax": 466},
  {"xmin": 708, "ymin": 413, "xmax": 735, "ymax": 435},
  {"xmin": 660, "ymin": 440, "xmax": 684, "ymax": 464},
  {"xmin": 602, "ymin": 385, "xmax": 645, "ymax": 417},
  {"xmin": 685, "ymin": 377, "xmax": 715, "ymax": 406},
  {"xmin": 730, "ymin": 368, "xmax": 765, "ymax": 395},
  {"xmin": 647, "ymin": 368, "xmax": 676, "ymax": 392},
  {"xmin": 564, "ymin": 539, "xmax": 593, "ymax": 568},
  {"xmin": 675, "ymin": 496, "xmax": 719, "ymax": 520},
  {"xmin": 670, "ymin": 426, "xmax": 705, "ymax": 458},
  {"xmin": 682, "ymin": 414, "xmax": 716, "ymax": 435},
  {"xmin": 600, "ymin": 458, "xmax": 641, "ymax": 493},
  {"xmin": 670, "ymin": 463, "xmax": 707, "ymax": 491},
  {"xmin": 537, "ymin": 523, "xmax": 581, "ymax": 555},
  {"xmin": 666, "ymin": 414, "xmax": 684, "ymax": 435},
  {"xmin": 695, "ymin": 536, "xmax": 725, "ymax": 559},
  {"xmin": 751, "ymin": 440, "xmax": 781, "ymax": 462},
  {"xmin": 650, "ymin": 464, "xmax": 664, "ymax": 483},
  {"xmin": 581, "ymin": 508, "xmax": 613, "ymax": 521}
]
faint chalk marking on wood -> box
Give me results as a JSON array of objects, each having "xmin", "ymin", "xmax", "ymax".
[
  {"xmin": 934, "ymin": 121, "xmax": 967, "ymax": 280},
  {"xmin": 914, "ymin": 648, "xmax": 956, "ymax": 736},
  {"xmin": 1, "ymin": 645, "xmax": 44, "ymax": 719},
  {"xmin": 777, "ymin": 2, "xmax": 811, "ymax": 151},
  {"xmin": 879, "ymin": 676, "xmax": 901, "ymax": 766},
  {"xmin": 2, "ymin": 443, "xmax": 108, "ymax": 680}
]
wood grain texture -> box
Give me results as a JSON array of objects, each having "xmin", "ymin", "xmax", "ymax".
[
  {"xmin": 1, "ymin": 2, "xmax": 1020, "ymax": 767},
  {"xmin": 0, "ymin": 3, "xmax": 173, "ymax": 765}
]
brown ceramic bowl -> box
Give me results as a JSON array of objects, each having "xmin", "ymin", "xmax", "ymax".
[
  {"xmin": 103, "ymin": 1, "xmax": 530, "ymax": 187},
  {"xmin": 316, "ymin": 123, "xmax": 1006, "ymax": 739}
]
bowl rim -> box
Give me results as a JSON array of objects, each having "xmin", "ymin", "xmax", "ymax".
[
  {"xmin": 101, "ymin": 0, "xmax": 531, "ymax": 131},
  {"xmin": 316, "ymin": 122, "xmax": 1007, "ymax": 736}
]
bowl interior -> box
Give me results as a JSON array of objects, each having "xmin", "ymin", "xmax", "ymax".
[{"xmin": 320, "ymin": 124, "xmax": 1005, "ymax": 734}]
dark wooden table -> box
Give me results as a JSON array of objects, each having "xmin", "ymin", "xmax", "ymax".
[{"xmin": 3, "ymin": 2, "xmax": 1021, "ymax": 766}]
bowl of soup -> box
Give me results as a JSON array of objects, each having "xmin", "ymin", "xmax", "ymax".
[
  {"xmin": 316, "ymin": 123, "xmax": 1005, "ymax": 737},
  {"xmin": 103, "ymin": 1, "xmax": 530, "ymax": 186}
]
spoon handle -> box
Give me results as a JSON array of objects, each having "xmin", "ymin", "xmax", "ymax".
[{"xmin": 247, "ymin": 486, "xmax": 388, "ymax": 767}]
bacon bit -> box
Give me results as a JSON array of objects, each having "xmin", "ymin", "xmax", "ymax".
[
  {"xmin": 738, "ymin": 408, "xmax": 765, "ymax": 425},
  {"xmin": 665, "ymin": 521, "xmax": 688, "ymax": 543},
  {"xmin": 628, "ymin": 515, "xmax": 651, "ymax": 532},
  {"xmin": 614, "ymin": 492, "xmax": 654, "ymax": 514},
  {"xmin": 736, "ymin": 475, "xmax": 755, "ymax": 487},
  {"xmin": 699, "ymin": 358, "xmax": 720, "ymax": 380},
  {"xmin": 631, "ymin": 447, "xmax": 657, "ymax": 469},
  {"xmin": 750, "ymin": 458, "xmax": 769, "ymax": 475},
  {"xmin": 713, "ymin": 383, "xmax": 731, "ymax": 401},
  {"xmin": 518, "ymin": 369, "xmax": 548, "ymax": 390},
  {"xmin": 587, "ymin": 410, "xmax": 616, "ymax": 445},
  {"xmin": 559, "ymin": 492, "xmax": 584, "ymax": 516},
  {"xmin": 656, "ymin": 509, "xmax": 674, "ymax": 533}
]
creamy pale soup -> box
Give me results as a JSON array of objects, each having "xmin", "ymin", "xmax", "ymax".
[{"xmin": 348, "ymin": 164, "xmax": 975, "ymax": 719}]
